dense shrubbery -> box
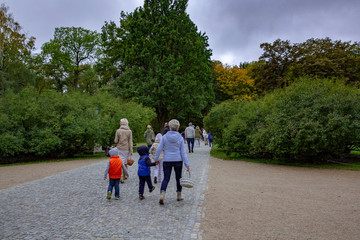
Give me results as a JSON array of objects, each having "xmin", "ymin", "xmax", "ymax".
[
  {"xmin": 0, "ymin": 88, "xmax": 155, "ymax": 163},
  {"xmin": 207, "ymin": 78, "xmax": 360, "ymax": 163},
  {"xmin": 203, "ymin": 100, "xmax": 243, "ymax": 145}
]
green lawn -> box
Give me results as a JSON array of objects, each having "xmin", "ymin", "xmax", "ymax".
[{"xmin": 0, "ymin": 142, "xmax": 148, "ymax": 167}]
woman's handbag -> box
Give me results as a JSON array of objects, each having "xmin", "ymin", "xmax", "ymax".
[
  {"xmin": 127, "ymin": 158, "xmax": 135, "ymax": 166},
  {"xmin": 180, "ymin": 171, "xmax": 194, "ymax": 188}
]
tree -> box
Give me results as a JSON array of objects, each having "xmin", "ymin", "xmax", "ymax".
[
  {"xmin": 102, "ymin": 0, "xmax": 214, "ymax": 128},
  {"xmin": 213, "ymin": 62, "xmax": 256, "ymax": 101},
  {"xmin": 0, "ymin": 4, "xmax": 36, "ymax": 95},
  {"xmin": 249, "ymin": 38, "xmax": 360, "ymax": 93},
  {"xmin": 40, "ymin": 27, "xmax": 100, "ymax": 91}
]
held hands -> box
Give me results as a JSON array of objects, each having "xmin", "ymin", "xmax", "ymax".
[
  {"xmin": 104, "ymin": 177, "xmax": 107, "ymax": 180},
  {"xmin": 155, "ymin": 161, "xmax": 160, "ymax": 165}
]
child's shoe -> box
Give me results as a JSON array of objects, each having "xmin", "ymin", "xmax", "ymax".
[
  {"xmin": 149, "ymin": 186, "xmax": 155, "ymax": 193},
  {"xmin": 106, "ymin": 191, "xmax": 111, "ymax": 200},
  {"xmin": 139, "ymin": 194, "xmax": 145, "ymax": 200},
  {"xmin": 154, "ymin": 177, "xmax": 157, "ymax": 184}
]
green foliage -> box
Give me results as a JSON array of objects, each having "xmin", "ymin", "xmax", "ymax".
[
  {"xmin": 0, "ymin": 4, "xmax": 36, "ymax": 95},
  {"xmin": 101, "ymin": 0, "xmax": 214, "ymax": 127},
  {"xmin": 203, "ymin": 100, "xmax": 243, "ymax": 145},
  {"xmin": 249, "ymin": 38, "xmax": 360, "ymax": 93},
  {"xmin": 39, "ymin": 27, "xmax": 100, "ymax": 92},
  {"xmin": 222, "ymin": 78, "xmax": 360, "ymax": 163},
  {"xmin": 0, "ymin": 87, "xmax": 156, "ymax": 163}
]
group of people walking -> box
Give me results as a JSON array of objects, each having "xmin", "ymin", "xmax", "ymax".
[
  {"xmin": 183, "ymin": 122, "xmax": 213, "ymax": 153},
  {"xmin": 104, "ymin": 118, "xmax": 194, "ymax": 205}
]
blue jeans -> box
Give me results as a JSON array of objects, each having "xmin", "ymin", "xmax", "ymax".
[
  {"xmin": 161, "ymin": 161, "xmax": 183, "ymax": 193},
  {"xmin": 186, "ymin": 138, "xmax": 194, "ymax": 152},
  {"xmin": 138, "ymin": 175, "xmax": 154, "ymax": 195},
  {"xmin": 107, "ymin": 178, "xmax": 120, "ymax": 197}
]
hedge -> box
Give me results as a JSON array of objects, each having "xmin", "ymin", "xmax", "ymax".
[{"xmin": 0, "ymin": 88, "xmax": 156, "ymax": 163}]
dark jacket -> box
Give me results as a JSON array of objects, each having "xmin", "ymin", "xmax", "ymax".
[{"xmin": 137, "ymin": 145, "xmax": 156, "ymax": 176}]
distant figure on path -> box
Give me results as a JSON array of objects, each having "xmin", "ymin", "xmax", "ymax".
[
  {"xmin": 104, "ymin": 147, "xmax": 129, "ymax": 200},
  {"xmin": 208, "ymin": 132, "xmax": 213, "ymax": 147},
  {"xmin": 163, "ymin": 122, "xmax": 170, "ymax": 135},
  {"xmin": 154, "ymin": 119, "xmax": 190, "ymax": 205},
  {"xmin": 114, "ymin": 118, "xmax": 133, "ymax": 183},
  {"xmin": 202, "ymin": 128, "xmax": 208, "ymax": 146},
  {"xmin": 185, "ymin": 122, "xmax": 195, "ymax": 153},
  {"xmin": 144, "ymin": 125, "xmax": 155, "ymax": 148},
  {"xmin": 195, "ymin": 126, "xmax": 202, "ymax": 147}
]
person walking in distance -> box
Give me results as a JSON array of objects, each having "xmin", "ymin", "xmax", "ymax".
[
  {"xmin": 144, "ymin": 125, "xmax": 155, "ymax": 148},
  {"xmin": 195, "ymin": 126, "xmax": 202, "ymax": 147},
  {"xmin": 185, "ymin": 122, "xmax": 195, "ymax": 153}
]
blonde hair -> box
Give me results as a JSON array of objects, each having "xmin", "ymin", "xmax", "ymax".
[
  {"xmin": 120, "ymin": 118, "xmax": 129, "ymax": 126},
  {"xmin": 168, "ymin": 119, "xmax": 180, "ymax": 131}
]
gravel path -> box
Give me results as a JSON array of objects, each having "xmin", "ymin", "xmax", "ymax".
[
  {"xmin": 0, "ymin": 145, "xmax": 210, "ymax": 240},
  {"xmin": 2, "ymin": 145, "xmax": 360, "ymax": 240},
  {"xmin": 201, "ymin": 157, "xmax": 360, "ymax": 240}
]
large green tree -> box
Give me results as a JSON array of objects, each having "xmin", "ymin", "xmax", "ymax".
[
  {"xmin": 40, "ymin": 27, "xmax": 100, "ymax": 92},
  {"xmin": 0, "ymin": 4, "xmax": 35, "ymax": 95},
  {"xmin": 102, "ymin": 0, "xmax": 214, "ymax": 128},
  {"xmin": 249, "ymin": 38, "xmax": 360, "ymax": 93}
]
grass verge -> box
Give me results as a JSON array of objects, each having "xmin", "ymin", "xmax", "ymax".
[
  {"xmin": 210, "ymin": 146, "xmax": 360, "ymax": 171},
  {"xmin": 0, "ymin": 142, "xmax": 147, "ymax": 167}
]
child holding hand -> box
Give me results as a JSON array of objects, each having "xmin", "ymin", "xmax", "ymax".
[{"xmin": 137, "ymin": 145, "xmax": 159, "ymax": 200}]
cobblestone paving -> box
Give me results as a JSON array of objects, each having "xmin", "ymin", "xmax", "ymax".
[{"xmin": 0, "ymin": 144, "xmax": 210, "ymax": 239}]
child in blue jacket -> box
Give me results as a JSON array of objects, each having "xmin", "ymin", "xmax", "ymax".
[{"xmin": 137, "ymin": 145, "xmax": 158, "ymax": 200}]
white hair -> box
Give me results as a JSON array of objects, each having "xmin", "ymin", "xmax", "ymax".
[
  {"xmin": 120, "ymin": 118, "xmax": 129, "ymax": 126},
  {"xmin": 169, "ymin": 119, "xmax": 180, "ymax": 131}
]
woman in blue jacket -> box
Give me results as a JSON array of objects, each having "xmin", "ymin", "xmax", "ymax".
[{"xmin": 154, "ymin": 119, "xmax": 190, "ymax": 205}]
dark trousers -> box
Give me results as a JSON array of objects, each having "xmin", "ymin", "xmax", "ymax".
[
  {"xmin": 107, "ymin": 178, "xmax": 120, "ymax": 197},
  {"xmin": 161, "ymin": 161, "xmax": 183, "ymax": 193},
  {"xmin": 138, "ymin": 175, "xmax": 153, "ymax": 195},
  {"xmin": 186, "ymin": 138, "xmax": 194, "ymax": 151}
]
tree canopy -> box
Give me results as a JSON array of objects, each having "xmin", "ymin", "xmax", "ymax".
[
  {"xmin": 101, "ymin": 0, "xmax": 214, "ymax": 127},
  {"xmin": 40, "ymin": 27, "xmax": 100, "ymax": 92},
  {"xmin": 249, "ymin": 38, "xmax": 360, "ymax": 93},
  {"xmin": 0, "ymin": 4, "xmax": 35, "ymax": 95}
]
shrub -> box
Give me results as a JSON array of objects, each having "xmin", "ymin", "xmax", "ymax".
[
  {"xmin": 223, "ymin": 77, "xmax": 360, "ymax": 163},
  {"xmin": 0, "ymin": 88, "xmax": 156, "ymax": 163},
  {"xmin": 203, "ymin": 100, "xmax": 243, "ymax": 145}
]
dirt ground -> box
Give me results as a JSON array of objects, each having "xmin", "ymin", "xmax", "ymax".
[
  {"xmin": 201, "ymin": 157, "xmax": 360, "ymax": 240},
  {"xmin": 1, "ymin": 157, "xmax": 360, "ymax": 240}
]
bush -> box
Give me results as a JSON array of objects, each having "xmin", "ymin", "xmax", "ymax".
[
  {"xmin": 0, "ymin": 88, "xmax": 156, "ymax": 163},
  {"xmin": 203, "ymin": 100, "xmax": 243, "ymax": 145},
  {"xmin": 223, "ymin": 77, "xmax": 360, "ymax": 163}
]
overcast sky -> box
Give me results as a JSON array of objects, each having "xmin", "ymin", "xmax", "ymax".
[{"xmin": 4, "ymin": 0, "xmax": 360, "ymax": 66}]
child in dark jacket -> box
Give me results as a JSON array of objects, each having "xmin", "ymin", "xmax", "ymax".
[{"xmin": 137, "ymin": 145, "xmax": 159, "ymax": 200}]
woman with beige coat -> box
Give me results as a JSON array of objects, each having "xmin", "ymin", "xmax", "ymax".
[{"xmin": 114, "ymin": 118, "xmax": 133, "ymax": 183}]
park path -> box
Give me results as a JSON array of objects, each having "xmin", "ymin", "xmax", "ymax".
[{"xmin": 0, "ymin": 144, "xmax": 210, "ymax": 239}]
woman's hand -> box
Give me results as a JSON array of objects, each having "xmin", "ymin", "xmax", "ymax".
[{"xmin": 187, "ymin": 167, "xmax": 190, "ymax": 172}]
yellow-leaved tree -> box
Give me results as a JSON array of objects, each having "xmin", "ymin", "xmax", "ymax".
[{"xmin": 213, "ymin": 62, "xmax": 257, "ymax": 101}]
